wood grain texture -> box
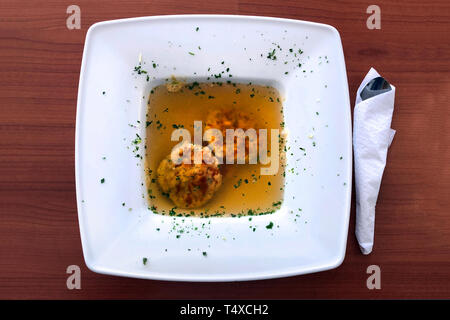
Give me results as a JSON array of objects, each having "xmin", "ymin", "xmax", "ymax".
[{"xmin": 0, "ymin": 0, "xmax": 449, "ymax": 299}]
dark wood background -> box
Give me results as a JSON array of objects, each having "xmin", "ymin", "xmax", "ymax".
[{"xmin": 0, "ymin": 0, "xmax": 449, "ymax": 299}]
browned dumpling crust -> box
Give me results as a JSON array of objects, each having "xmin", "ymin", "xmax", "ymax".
[
  {"xmin": 205, "ymin": 108, "xmax": 258, "ymax": 162},
  {"xmin": 157, "ymin": 144, "xmax": 222, "ymax": 208}
]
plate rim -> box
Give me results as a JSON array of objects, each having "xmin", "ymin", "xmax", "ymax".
[{"xmin": 75, "ymin": 14, "xmax": 352, "ymax": 282}]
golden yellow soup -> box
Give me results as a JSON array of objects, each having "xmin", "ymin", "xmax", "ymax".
[{"xmin": 145, "ymin": 80, "xmax": 285, "ymax": 217}]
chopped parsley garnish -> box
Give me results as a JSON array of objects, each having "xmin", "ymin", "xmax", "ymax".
[
  {"xmin": 142, "ymin": 257, "xmax": 148, "ymax": 265},
  {"xmin": 272, "ymin": 201, "xmax": 282, "ymax": 207},
  {"xmin": 169, "ymin": 207, "xmax": 177, "ymax": 216},
  {"xmin": 132, "ymin": 134, "xmax": 142, "ymax": 145},
  {"xmin": 100, "ymin": 178, "xmax": 105, "ymax": 184},
  {"xmin": 266, "ymin": 222, "xmax": 274, "ymax": 229},
  {"xmin": 133, "ymin": 65, "xmax": 147, "ymax": 74},
  {"xmin": 267, "ymin": 49, "xmax": 277, "ymax": 60},
  {"xmin": 233, "ymin": 179, "xmax": 242, "ymax": 189}
]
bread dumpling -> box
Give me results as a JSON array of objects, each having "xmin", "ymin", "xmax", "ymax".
[
  {"xmin": 157, "ymin": 143, "xmax": 222, "ymax": 208},
  {"xmin": 205, "ymin": 108, "xmax": 258, "ymax": 163}
]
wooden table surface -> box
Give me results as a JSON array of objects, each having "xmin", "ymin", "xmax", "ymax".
[{"xmin": 0, "ymin": 0, "xmax": 449, "ymax": 299}]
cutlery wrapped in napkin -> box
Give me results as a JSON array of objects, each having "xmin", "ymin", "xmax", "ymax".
[{"xmin": 353, "ymin": 68, "xmax": 396, "ymax": 255}]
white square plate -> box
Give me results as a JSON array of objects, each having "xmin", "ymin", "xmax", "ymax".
[{"xmin": 75, "ymin": 15, "xmax": 352, "ymax": 281}]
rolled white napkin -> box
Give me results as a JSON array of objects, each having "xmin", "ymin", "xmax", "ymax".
[{"xmin": 354, "ymin": 68, "xmax": 396, "ymax": 255}]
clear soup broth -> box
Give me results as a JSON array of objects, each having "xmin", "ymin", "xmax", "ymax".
[{"xmin": 145, "ymin": 80, "xmax": 285, "ymax": 217}]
